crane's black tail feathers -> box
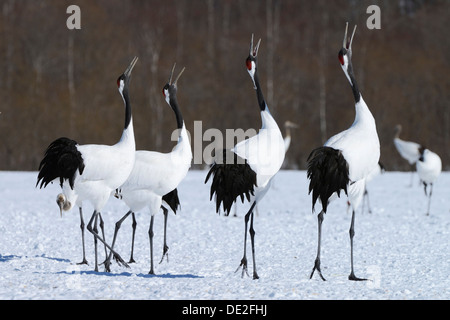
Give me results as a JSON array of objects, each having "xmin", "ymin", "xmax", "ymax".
[
  {"xmin": 162, "ymin": 188, "xmax": 180, "ymax": 214},
  {"xmin": 307, "ymin": 146, "xmax": 349, "ymax": 213},
  {"xmin": 205, "ymin": 149, "xmax": 257, "ymax": 215},
  {"xmin": 36, "ymin": 137, "xmax": 85, "ymax": 190}
]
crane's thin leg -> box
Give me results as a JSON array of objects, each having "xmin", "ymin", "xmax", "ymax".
[
  {"xmin": 77, "ymin": 207, "xmax": 88, "ymax": 265},
  {"xmin": 235, "ymin": 201, "xmax": 256, "ymax": 278},
  {"xmin": 98, "ymin": 213, "xmax": 108, "ymax": 262},
  {"xmin": 129, "ymin": 212, "xmax": 137, "ymax": 263},
  {"xmin": 92, "ymin": 212, "xmax": 99, "ymax": 271},
  {"xmin": 104, "ymin": 210, "xmax": 132, "ymax": 272},
  {"xmin": 426, "ymin": 184, "xmax": 433, "ymax": 216},
  {"xmin": 348, "ymin": 209, "xmax": 367, "ymax": 281},
  {"xmin": 159, "ymin": 207, "xmax": 169, "ymax": 264},
  {"xmin": 364, "ymin": 188, "xmax": 372, "ymax": 214},
  {"xmin": 310, "ymin": 210, "xmax": 326, "ymax": 281},
  {"xmin": 249, "ymin": 209, "xmax": 259, "ymax": 279},
  {"xmin": 87, "ymin": 210, "xmax": 130, "ymax": 271},
  {"xmin": 148, "ymin": 215, "xmax": 155, "ymax": 274}
]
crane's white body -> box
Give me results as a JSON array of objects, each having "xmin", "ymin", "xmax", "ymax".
[
  {"xmin": 394, "ymin": 138, "xmax": 421, "ymax": 165},
  {"xmin": 64, "ymin": 127, "xmax": 135, "ymax": 211},
  {"xmin": 324, "ymin": 92, "xmax": 379, "ymax": 209},
  {"xmin": 118, "ymin": 125, "xmax": 191, "ymax": 214},
  {"xmin": 233, "ymin": 109, "xmax": 285, "ymax": 202}
]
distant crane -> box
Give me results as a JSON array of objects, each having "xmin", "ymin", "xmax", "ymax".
[
  {"xmin": 205, "ymin": 35, "xmax": 285, "ymax": 280},
  {"xmin": 283, "ymin": 121, "xmax": 299, "ymax": 153},
  {"xmin": 393, "ymin": 124, "xmax": 421, "ymax": 186},
  {"xmin": 416, "ymin": 147, "xmax": 441, "ymax": 215},
  {"xmin": 110, "ymin": 64, "xmax": 192, "ymax": 274},
  {"xmin": 307, "ymin": 23, "xmax": 380, "ymax": 281},
  {"xmin": 37, "ymin": 57, "xmax": 138, "ymax": 272}
]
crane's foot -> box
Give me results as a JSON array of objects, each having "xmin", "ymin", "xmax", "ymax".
[
  {"xmin": 235, "ymin": 257, "xmax": 250, "ymax": 278},
  {"xmin": 114, "ymin": 253, "xmax": 130, "ymax": 269},
  {"xmin": 159, "ymin": 245, "xmax": 169, "ymax": 264},
  {"xmin": 310, "ymin": 257, "xmax": 326, "ymax": 281},
  {"xmin": 348, "ymin": 272, "xmax": 367, "ymax": 281},
  {"xmin": 128, "ymin": 257, "xmax": 136, "ymax": 264},
  {"xmin": 76, "ymin": 258, "xmax": 88, "ymax": 265},
  {"xmin": 103, "ymin": 253, "xmax": 130, "ymax": 272}
]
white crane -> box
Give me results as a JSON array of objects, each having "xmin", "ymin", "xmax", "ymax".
[
  {"xmin": 205, "ymin": 35, "xmax": 285, "ymax": 280},
  {"xmin": 393, "ymin": 124, "xmax": 421, "ymax": 186},
  {"xmin": 416, "ymin": 147, "xmax": 441, "ymax": 215},
  {"xmin": 110, "ymin": 64, "xmax": 192, "ymax": 274},
  {"xmin": 37, "ymin": 57, "xmax": 138, "ymax": 272},
  {"xmin": 307, "ymin": 23, "xmax": 380, "ymax": 281}
]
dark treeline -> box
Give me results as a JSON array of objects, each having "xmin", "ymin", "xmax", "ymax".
[{"xmin": 0, "ymin": 0, "xmax": 448, "ymax": 171}]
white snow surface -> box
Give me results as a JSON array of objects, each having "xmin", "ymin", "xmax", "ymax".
[{"xmin": 0, "ymin": 170, "xmax": 449, "ymax": 300}]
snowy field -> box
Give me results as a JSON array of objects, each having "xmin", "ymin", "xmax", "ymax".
[{"xmin": 0, "ymin": 169, "xmax": 448, "ymax": 300}]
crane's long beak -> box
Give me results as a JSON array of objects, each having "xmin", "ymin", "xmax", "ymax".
[
  {"xmin": 348, "ymin": 25, "xmax": 356, "ymax": 51},
  {"xmin": 343, "ymin": 22, "xmax": 348, "ymax": 48},
  {"xmin": 343, "ymin": 22, "xmax": 357, "ymax": 51},
  {"xmin": 168, "ymin": 63, "xmax": 176, "ymax": 85},
  {"xmin": 168, "ymin": 63, "xmax": 185, "ymax": 87},
  {"xmin": 249, "ymin": 34, "xmax": 261, "ymax": 57},
  {"xmin": 173, "ymin": 67, "xmax": 186, "ymax": 86},
  {"xmin": 124, "ymin": 56, "xmax": 138, "ymax": 77}
]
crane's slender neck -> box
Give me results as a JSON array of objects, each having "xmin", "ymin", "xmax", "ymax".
[
  {"xmin": 346, "ymin": 62, "xmax": 361, "ymax": 103},
  {"xmin": 122, "ymin": 85, "xmax": 132, "ymax": 130},
  {"xmin": 170, "ymin": 95, "xmax": 183, "ymax": 130},
  {"xmin": 253, "ymin": 70, "xmax": 267, "ymax": 112},
  {"xmin": 118, "ymin": 83, "xmax": 135, "ymax": 146}
]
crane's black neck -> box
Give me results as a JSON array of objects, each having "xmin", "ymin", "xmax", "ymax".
[
  {"xmin": 347, "ymin": 62, "xmax": 361, "ymax": 103},
  {"xmin": 122, "ymin": 85, "xmax": 132, "ymax": 129},
  {"xmin": 170, "ymin": 95, "xmax": 183, "ymax": 129},
  {"xmin": 253, "ymin": 70, "xmax": 267, "ymax": 111}
]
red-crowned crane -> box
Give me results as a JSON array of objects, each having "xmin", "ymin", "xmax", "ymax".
[
  {"xmin": 36, "ymin": 57, "xmax": 138, "ymax": 272},
  {"xmin": 109, "ymin": 64, "xmax": 191, "ymax": 274},
  {"xmin": 416, "ymin": 147, "xmax": 441, "ymax": 215},
  {"xmin": 307, "ymin": 24, "xmax": 380, "ymax": 281},
  {"xmin": 205, "ymin": 35, "xmax": 285, "ymax": 280},
  {"xmin": 393, "ymin": 124, "xmax": 422, "ymax": 186}
]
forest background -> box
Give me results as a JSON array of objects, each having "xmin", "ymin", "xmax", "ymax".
[{"xmin": 0, "ymin": 0, "xmax": 448, "ymax": 171}]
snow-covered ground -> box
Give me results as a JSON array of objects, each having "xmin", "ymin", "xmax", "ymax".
[{"xmin": 0, "ymin": 170, "xmax": 448, "ymax": 300}]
